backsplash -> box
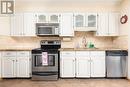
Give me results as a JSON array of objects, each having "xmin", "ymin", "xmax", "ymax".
[
  {"xmin": 61, "ymin": 32, "xmax": 114, "ymax": 48},
  {"xmin": 113, "ymin": 36, "xmax": 128, "ymax": 49},
  {"xmin": 0, "ymin": 32, "xmax": 128, "ymax": 49}
]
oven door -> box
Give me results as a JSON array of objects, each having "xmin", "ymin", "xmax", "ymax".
[
  {"xmin": 36, "ymin": 26, "xmax": 55, "ymax": 35},
  {"xmin": 32, "ymin": 53, "xmax": 58, "ymax": 72}
]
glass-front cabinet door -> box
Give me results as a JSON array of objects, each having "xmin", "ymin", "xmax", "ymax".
[
  {"xmin": 74, "ymin": 13, "xmax": 85, "ymax": 28},
  {"xmin": 49, "ymin": 14, "xmax": 60, "ymax": 23},
  {"xmin": 37, "ymin": 13, "xmax": 48, "ymax": 23},
  {"xmin": 86, "ymin": 13, "xmax": 97, "ymax": 28}
]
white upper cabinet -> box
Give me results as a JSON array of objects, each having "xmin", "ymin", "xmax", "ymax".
[
  {"xmin": 48, "ymin": 13, "xmax": 60, "ymax": 23},
  {"xmin": 96, "ymin": 12, "xmax": 119, "ymax": 36},
  {"xmin": 0, "ymin": 16, "xmax": 10, "ymax": 36},
  {"xmin": 37, "ymin": 13, "xmax": 48, "ymax": 23},
  {"xmin": 86, "ymin": 13, "xmax": 97, "ymax": 31},
  {"xmin": 11, "ymin": 13, "xmax": 24, "ymax": 36},
  {"xmin": 11, "ymin": 13, "xmax": 36, "ymax": 36},
  {"xmin": 74, "ymin": 13, "xmax": 97, "ymax": 31},
  {"xmin": 24, "ymin": 13, "xmax": 36, "ymax": 36},
  {"xmin": 74, "ymin": 13, "xmax": 85, "ymax": 28},
  {"xmin": 60, "ymin": 13, "xmax": 74, "ymax": 36},
  {"xmin": 108, "ymin": 13, "xmax": 119, "ymax": 36},
  {"xmin": 96, "ymin": 13, "xmax": 109, "ymax": 36},
  {"xmin": 36, "ymin": 13, "xmax": 60, "ymax": 23}
]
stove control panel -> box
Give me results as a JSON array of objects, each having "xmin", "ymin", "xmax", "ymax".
[{"xmin": 40, "ymin": 40, "xmax": 61, "ymax": 45}]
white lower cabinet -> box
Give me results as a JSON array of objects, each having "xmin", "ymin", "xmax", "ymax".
[
  {"xmin": 76, "ymin": 51, "xmax": 90, "ymax": 78},
  {"xmin": 76, "ymin": 57, "xmax": 90, "ymax": 77},
  {"xmin": 60, "ymin": 51, "xmax": 75, "ymax": 77},
  {"xmin": 1, "ymin": 51, "xmax": 31, "ymax": 78},
  {"xmin": 90, "ymin": 51, "xmax": 106, "ymax": 77},
  {"xmin": 60, "ymin": 51, "xmax": 106, "ymax": 78},
  {"xmin": 2, "ymin": 57, "xmax": 16, "ymax": 78}
]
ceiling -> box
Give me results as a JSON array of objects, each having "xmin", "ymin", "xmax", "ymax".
[{"xmin": 16, "ymin": 0, "xmax": 123, "ymax": 4}]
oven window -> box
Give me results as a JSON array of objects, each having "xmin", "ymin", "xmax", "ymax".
[
  {"xmin": 38, "ymin": 27, "xmax": 53, "ymax": 34},
  {"xmin": 34, "ymin": 55, "xmax": 55, "ymax": 67}
]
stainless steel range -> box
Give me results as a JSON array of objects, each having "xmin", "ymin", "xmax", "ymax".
[{"xmin": 32, "ymin": 40, "xmax": 61, "ymax": 80}]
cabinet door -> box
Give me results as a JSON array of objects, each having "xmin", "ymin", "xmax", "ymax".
[
  {"xmin": 76, "ymin": 57, "xmax": 90, "ymax": 78},
  {"xmin": 2, "ymin": 57, "xmax": 16, "ymax": 78},
  {"xmin": 37, "ymin": 13, "xmax": 48, "ymax": 23},
  {"xmin": 11, "ymin": 13, "xmax": 24, "ymax": 36},
  {"xmin": 16, "ymin": 57, "xmax": 30, "ymax": 77},
  {"xmin": 96, "ymin": 13, "xmax": 109, "ymax": 36},
  {"xmin": 74, "ymin": 13, "xmax": 85, "ymax": 29},
  {"xmin": 60, "ymin": 13, "xmax": 74, "ymax": 36},
  {"xmin": 49, "ymin": 14, "xmax": 60, "ymax": 23},
  {"xmin": 0, "ymin": 16, "xmax": 10, "ymax": 36},
  {"xmin": 24, "ymin": 13, "xmax": 36, "ymax": 36},
  {"xmin": 90, "ymin": 51, "xmax": 105, "ymax": 77},
  {"xmin": 86, "ymin": 13, "xmax": 97, "ymax": 31},
  {"xmin": 108, "ymin": 13, "xmax": 119, "ymax": 36},
  {"xmin": 60, "ymin": 57, "xmax": 75, "ymax": 77}
]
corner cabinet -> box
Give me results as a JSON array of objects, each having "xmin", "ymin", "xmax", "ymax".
[
  {"xmin": 60, "ymin": 13, "xmax": 74, "ymax": 36},
  {"xmin": 96, "ymin": 12, "xmax": 119, "ymax": 36},
  {"xmin": 60, "ymin": 51, "xmax": 75, "ymax": 77}
]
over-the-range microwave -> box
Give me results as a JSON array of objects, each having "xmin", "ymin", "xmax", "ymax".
[{"xmin": 36, "ymin": 23, "xmax": 59, "ymax": 36}]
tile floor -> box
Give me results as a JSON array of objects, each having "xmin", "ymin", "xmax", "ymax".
[{"xmin": 0, "ymin": 79, "xmax": 130, "ymax": 87}]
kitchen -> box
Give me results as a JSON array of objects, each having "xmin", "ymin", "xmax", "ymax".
[{"xmin": 0, "ymin": 0, "xmax": 130, "ymax": 87}]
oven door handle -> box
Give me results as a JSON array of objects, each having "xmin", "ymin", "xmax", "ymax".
[
  {"xmin": 32, "ymin": 72, "xmax": 58, "ymax": 76},
  {"xmin": 48, "ymin": 54, "xmax": 58, "ymax": 56}
]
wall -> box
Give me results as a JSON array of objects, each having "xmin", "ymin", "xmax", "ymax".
[
  {"xmin": 115, "ymin": 0, "xmax": 130, "ymax": 79},
  {"xmin": 15, "ymin": 1, "xmax": 119, "ymax": 12},
  {"xmin": 112, "ymin": 0, "xmax": 129, "ymax": 50}
]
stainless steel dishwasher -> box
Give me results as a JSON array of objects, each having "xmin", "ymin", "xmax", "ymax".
[{"xmin": 106, "ymin": 50, "xmax": 128, "ymax": 78}]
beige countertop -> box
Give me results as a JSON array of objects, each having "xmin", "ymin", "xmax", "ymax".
[
  {"xmin": 59, "ymin": 48, "xmax": 128, "ymax": 51},
  {"xmin": 0, "ymin": 47, "xmax": 35, "ymax": 51},
  {"xmin": 0, "ymin": 47, "xmax": 128, "ymax": 51}
]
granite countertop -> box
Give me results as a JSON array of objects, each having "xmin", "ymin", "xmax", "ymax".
[{"xmin": 59, "ymin": 48, "xmax": 128, "ymax": 51}]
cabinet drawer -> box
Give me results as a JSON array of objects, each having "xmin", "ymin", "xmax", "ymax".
[
  {"xmin": 75, "ymin": 51, "xmax": 90, "ymax": 57},
  {"xmin": 60, "ymin": 51, "xmax": 75, "ymax": 58},
  {"xmin": 17, "ymin": 51, "xmax": 30, "ymax": 57},
  {"xmin": 90, "ymin": 51, "xmax": 105, "ymax": 56},
  {"xmin": 2, "ymin": 51, "xmax": 16, "ymax": 57}
]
